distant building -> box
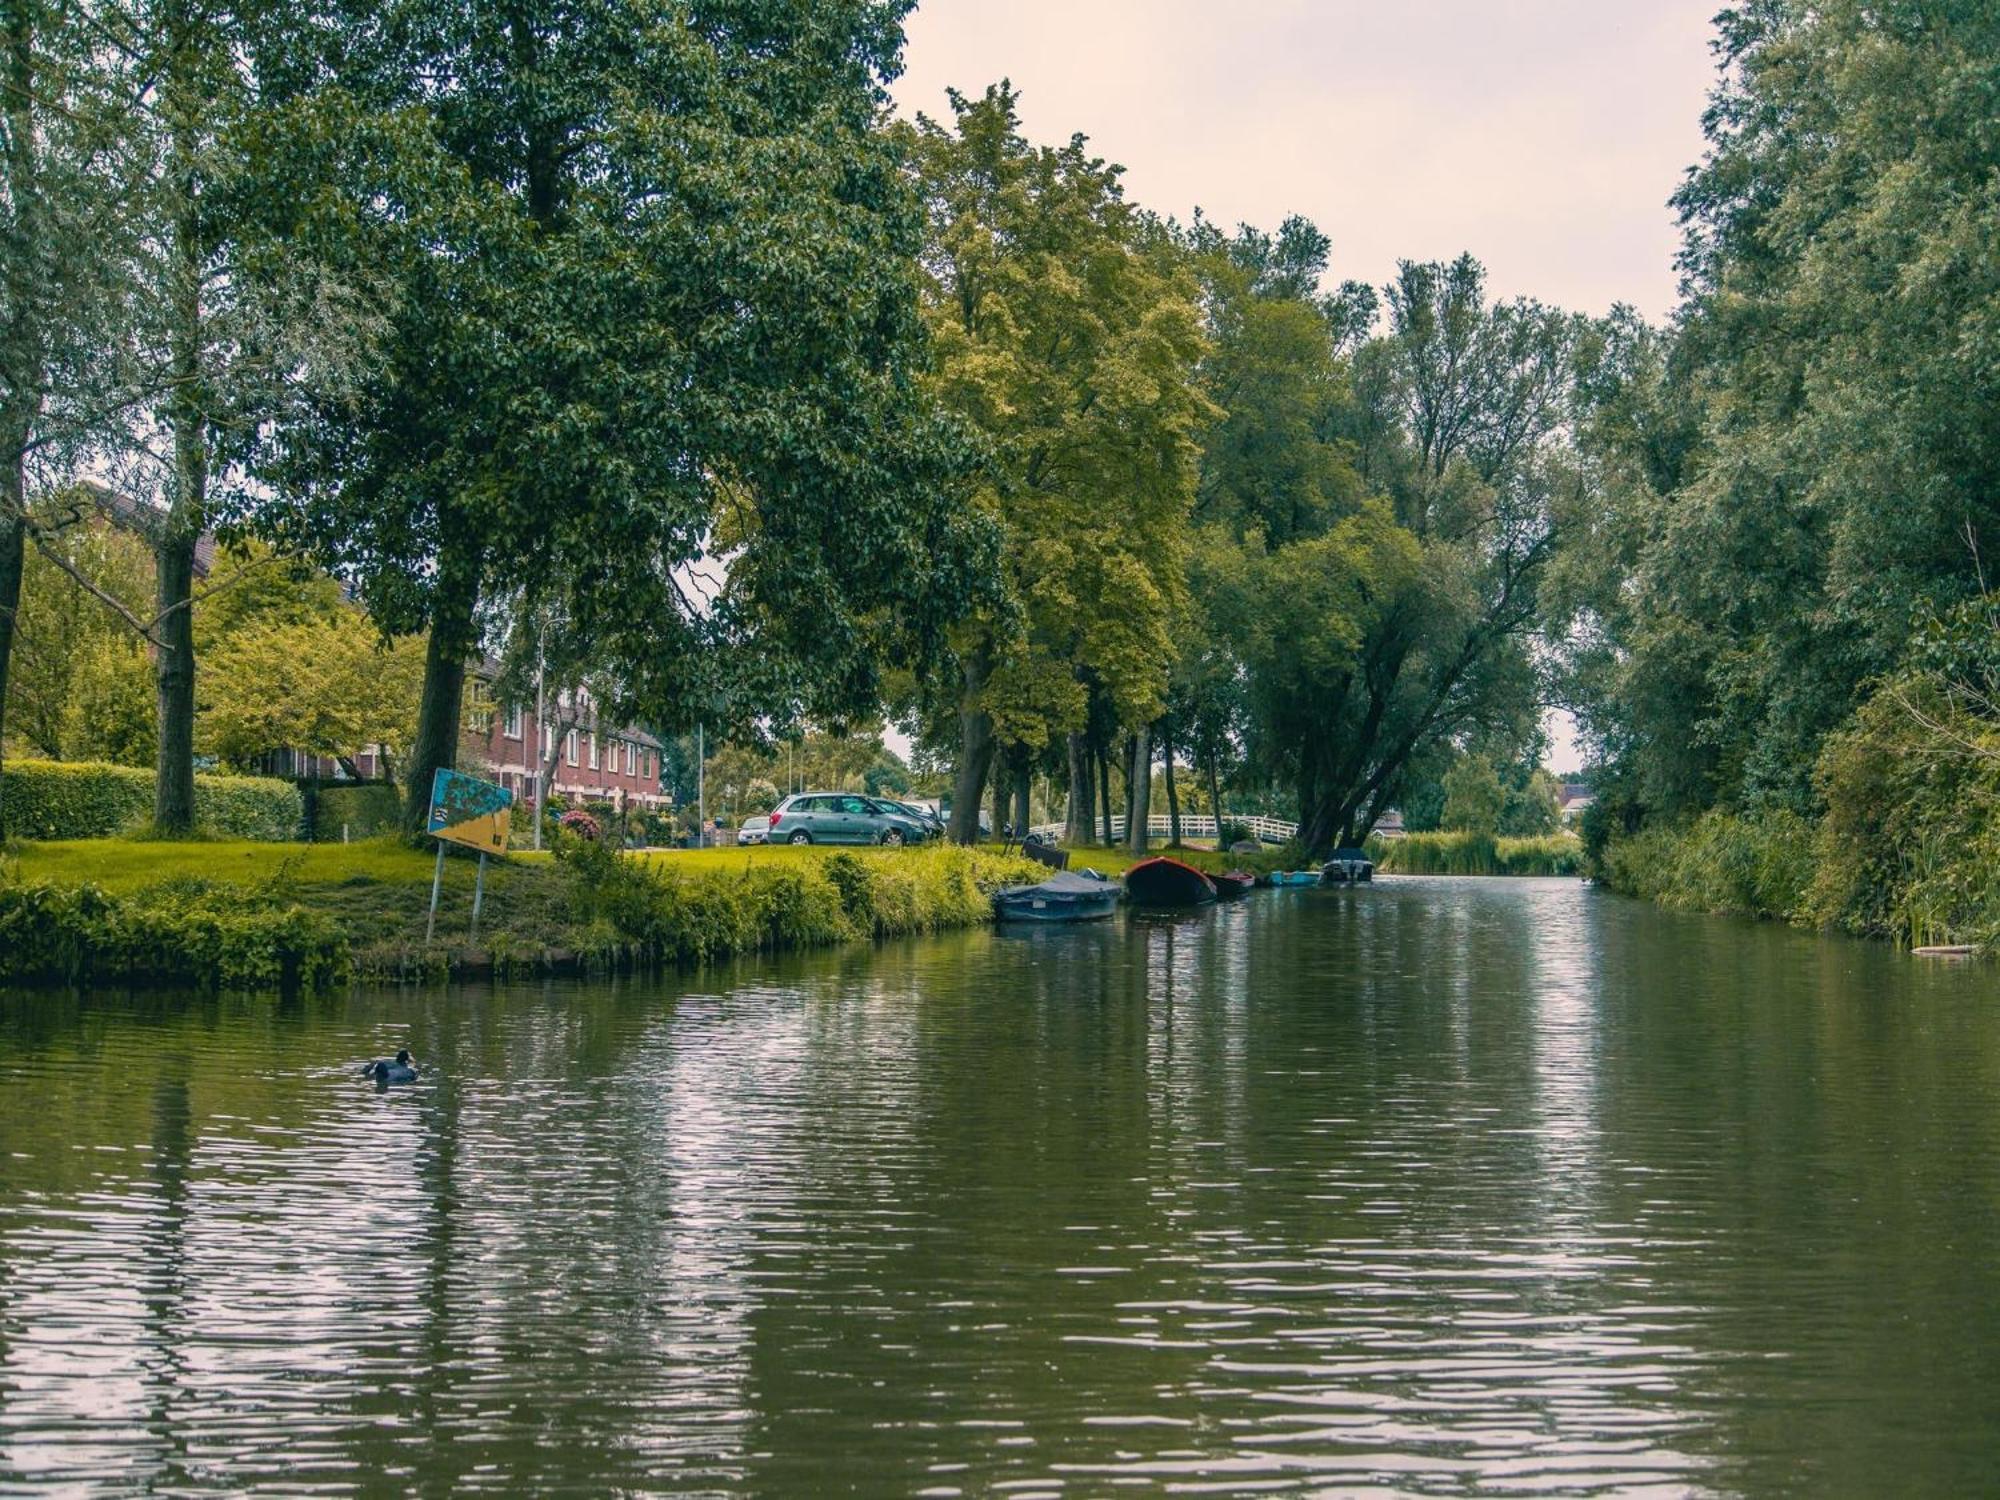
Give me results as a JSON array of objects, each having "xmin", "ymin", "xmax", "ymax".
[
  {"xmin": 463, "ymin": 667, "xmax": 666, "ymax": 811},
  {"xmin": 1558, "ymin": 782, "xmax": 1595, "ymax": 825},
  {"xmin": 1374, "ymin": 809, "xmax": 1407, "ymax": 839}
]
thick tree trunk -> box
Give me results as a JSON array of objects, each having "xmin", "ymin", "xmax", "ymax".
[
  {"xmin": 1163, "ymin": 728, "xmax": 1181, "ymax": 846},
  {"xmin": 1013, "ymin": 760, "xmax": 1030, "ymax": 837},
  {"xmin": 153, "ymin": 533, "xmax": 199, "ymax": 833},
  {"xmin": 1098, "ymin": 734, "xmax": 1114, "ymax": 844},
  {"xmin": 947, "ymin": 656, "xmax": 994, "ymax": 845},
  {"xmin": 402, "ymin": 539, "xmax": 483, "ymax": 831},
  {"xmin": 1206, "ymin": 752, "xmax": 1224, "ymax": 851},
  {"xmin": 990, "ymin": 748, "xmax": 1008, "ymax": 838},
  {"xmin": 1126, "ymin": 723, "xmax": 1152, "ymax": 855},
  {"xmin": 1064, "ymin": 731, "xmax": 1090, "ymax": 844}
]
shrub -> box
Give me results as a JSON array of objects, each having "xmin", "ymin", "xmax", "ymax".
[
  {"xmin": 558, "ymin": 808, "xmax": 601, "ymax": 841},
  {"xmin": 1602, "ymin": 810, "xmax": 1813, "ymax": 921},
  {"xmin": 2, "ymin": 759, "xmax": 303, "ymax": 841},
  {"xmin": 312, "ymin": 783, "xmax": 403, "ymax": 842},
  {"xmin": 0, "ymin": 878, "xmax": 347, "ymax": 990}
]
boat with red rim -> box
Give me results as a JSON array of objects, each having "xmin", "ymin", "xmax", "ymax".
[{"xmin": 1124, "ymin": 856, "xmax": 1218, "ymax": 907}]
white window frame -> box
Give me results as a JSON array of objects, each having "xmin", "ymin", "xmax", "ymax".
[
  {"xmin": 566, "ymin": 729, "xmax": 579, "ymax": 766},
  {"xmin": 588, "ymin": 733, "xmax": 599, "ymax": 770},
  {"xmin": 504, "ymin": 703, "xmax": 522, "ymax": 740}
]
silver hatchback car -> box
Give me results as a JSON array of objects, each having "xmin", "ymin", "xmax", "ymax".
[{"xmin": 767, "ymin": 793, "xmax": 929, "ymax": 846}]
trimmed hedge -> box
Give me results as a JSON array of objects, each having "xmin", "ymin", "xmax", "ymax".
[
  {"xmin": 2, "ymin": 759, "xmax": 303, "ymax": 841},
  {"xmin": 0, "ymin": 879, "xmax": 347, "ymax": 990},
  {"xmin": 312, "ymin": 782, "xmax": 403, "ymax": 842}
]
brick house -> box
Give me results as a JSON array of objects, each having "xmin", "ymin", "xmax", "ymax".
[{"xmin": 463, "ymin": 669, "xmax": 667, "ymax": 812}]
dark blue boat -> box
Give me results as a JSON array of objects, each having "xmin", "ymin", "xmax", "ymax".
[
  {"xmin": 1124, "ymin": 856, "xmax": 1218, "ymax": 908},
  {"xmin": 994, "ymin": 870, "xmax": 1120, "ymax": 923}
]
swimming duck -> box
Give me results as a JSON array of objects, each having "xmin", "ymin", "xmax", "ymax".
[{"xmin": 364, "ymin": 1049, "xmax": 419, "ymax": 1085}]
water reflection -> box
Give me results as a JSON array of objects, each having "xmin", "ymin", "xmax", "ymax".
[{"xmin": 4, "ymin": 883, "xmax": 2000, "ymax": 1494}]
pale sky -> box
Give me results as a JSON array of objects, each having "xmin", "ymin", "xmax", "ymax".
[
  {"xmin": 895, "ymin": 0, "xmax": 1720, "ymax": 323},
  {"xmin": 894, "ymin": 1, "xmax": 1720, "ymax": 774}
]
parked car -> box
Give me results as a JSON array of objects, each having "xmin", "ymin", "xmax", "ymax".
[
  {"xmin": 736, "ymin": 813, "xmax": 772, "ymax": 846},
  {"xmin": 767, "ymin": 792, "xmax": 931, "ymax": 846},
  {"xmin": 887, "ymin": 799, "xmax": 947, "ymax": 840}
]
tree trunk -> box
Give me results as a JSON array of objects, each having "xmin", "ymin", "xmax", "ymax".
[
  {"xmin": 1013, "ymin": 760, "xmax": 1030, "ymax": 837},
  {"xmin": 1098, "ymin": 734, "xmax": 1114, "ymax": 844},
  {"xmin": 1163, "ymin": 728, "xmax": 1181, "ymax": 847},
  {"xmin": 154, "ymin": 0, "xmax": 206, "ymax": 838},
  {"xmin": 1065, "ymin": 732, "xmax": 1091, "ymax": 844},
  {"xmin": 947, "ymin": 656, "xmax": 994, "ymax": 845},
  {"xmin": 1126, "ymin": 723, "xmax": 1152, "ymax": 855},
  {"xmin": 402, "ymin": 538, "xmax": 483, "ymax": 830},
  {"xmin": 1206, "ymin": 752, "xmax": 1224, "ymax": 851},
  {"xmin": 0, "ymin": 6, "xmax": 37, "ymax": 846},
  {"xmin": 0, "ymin": 494, "xmax": 21, "ymax": 844},
  {"xmin": 990, "ymin": 747, "xmax": 1008, "ymax": 838},
  {"xmin": 152, "ymin": 533, "xmax": 198, "ymax": 833}
]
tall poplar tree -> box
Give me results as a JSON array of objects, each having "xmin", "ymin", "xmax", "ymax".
[{"xmin": 898, "ymin": 86, "xmax": 1212, "ymax": 844}]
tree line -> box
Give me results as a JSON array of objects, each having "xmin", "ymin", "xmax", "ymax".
[{"xmin": 13, "ymin": 1, "xmax": 1977, "ymax": 877}]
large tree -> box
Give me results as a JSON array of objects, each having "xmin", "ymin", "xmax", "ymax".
[
  {"xmin": 899, "ymin": 85, "xmax": 1211, "ymax": 844},
  {"xmin": 252, "ymin": 0, "xmax": 985, "ymax": 830},
  {"xmin": 1565, "ymin": 0, "xmax": 2000, "ymax": 818}
]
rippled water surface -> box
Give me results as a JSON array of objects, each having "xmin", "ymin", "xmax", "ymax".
[{"xmin": 5, "ymin": 879, "xmax": 2000, "ymax": 1495}]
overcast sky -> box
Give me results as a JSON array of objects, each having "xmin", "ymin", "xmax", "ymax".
[
  {"xmin": 895, "ymin": 1, "xmax": 1720, "ymax": 322},
  {"xmin": 892, "ymin": 2, "xmax": 1721, "ymax": 774}
]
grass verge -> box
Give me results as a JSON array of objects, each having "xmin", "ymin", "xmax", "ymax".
[{"xmin": 0, "ymin": 836, "xmax": 1049, "ymax": 992}]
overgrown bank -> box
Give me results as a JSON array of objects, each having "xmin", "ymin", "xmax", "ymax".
[
  {"xmin": 0, "ymin": 840, "xmax": 1049, "ymax": 992},
  {"xmin": 1374, "ymin": 832, "xmax": 1582, "ymax": 877}
]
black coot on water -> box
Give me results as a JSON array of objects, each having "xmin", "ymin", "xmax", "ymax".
[{"xmin": 364, "ymin": 1049, "xmax": 419, "ymax": 1086}]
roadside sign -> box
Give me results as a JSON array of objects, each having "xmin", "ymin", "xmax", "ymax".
[{"xmin": 427, "ymin": 769, "xmax": 512, "ymax": 855}]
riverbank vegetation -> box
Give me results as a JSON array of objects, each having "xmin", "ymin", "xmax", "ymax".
[
  {"xmin": 1376, "ymin": 833, "xmax": 1582, "ymax": 878},
  {"xmin": 5, "ymin": 1, "xmax": 1993, "ymax": 949},
  {"xmin": 0, "ymin": 839, "xmax": 1049, "ymax": 990},
  {"xmin": 1560, "ymin": 6, "xmax": 2000, "ymax": 949}
]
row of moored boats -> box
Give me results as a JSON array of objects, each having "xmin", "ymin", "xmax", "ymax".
[{"xmin": 994, "ymin": 851, "xmax": 1374, "ymax": 923}]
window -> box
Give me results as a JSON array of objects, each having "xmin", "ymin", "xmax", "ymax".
[
  {"xmin": 566, "ymin": 730, "xmax": 579, "ymax": 766},
  {"xmin": 543, "ymin": 724, "xmax": 553, "ymax": 758},
  {"xmin": 588, "ymin": 733, "xmax": 599, "ymax": 770},
  {"xmin": 504, "ymin": 704, "xmax": 522, "ymax": 740},
  {"xmin": 626, "ymin": 742, "xmax": 637, "ymax": 774}
]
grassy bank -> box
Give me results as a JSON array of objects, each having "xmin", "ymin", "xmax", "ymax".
[
  {"xmin": 0, "ymin": 838, "xmax": 1048, "ymax": 991},
  {"xmin": 1374, "ymin": 831, "xmax": 1583, "ymax": 877},
  {"xmin": 1599, "ymin": 806, "xmax": 1998, "ymax": 952}
]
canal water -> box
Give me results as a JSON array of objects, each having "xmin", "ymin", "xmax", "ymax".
[{"xmin": 3, "ymin": 879, "xmax": 1998, "ymax": 1496}]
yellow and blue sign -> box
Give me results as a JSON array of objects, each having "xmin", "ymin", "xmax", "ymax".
[{"xmin": 427, "ymin": 769, "xmax": 513, "ymax": 855}]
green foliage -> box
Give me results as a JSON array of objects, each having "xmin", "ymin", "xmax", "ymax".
[
  {"xmin": 3, "ymin": 759, "xmax": 302, "ymax": 840},
  {"xmin": 0, "ymin": 878, "xmax": 347, "ymax": 990},
  {"xmin": 1440, "ymin": 756, "xmax": 1505, "ymax": 835},
  {"xmin": 899, "ymin": 84, "xmax": 1212, "ymax": 795},
  {"xmin": 201, "ymin": 609, "xmax": 424, "ymax": 773},
  {"xmin": 1602, "ymin": 812, "xmax": 1815, "ymax": 923},
  {"xmin": 1376, "ymin": 832, "xmax": 1582, "ymax": 877},
  {"xmin": 311, "ymin": 783, "xmax": 402, "ymax": 842}
]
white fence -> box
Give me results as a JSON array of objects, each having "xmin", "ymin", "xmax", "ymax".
[{"xmin": 1027, "ymin": 812, "xmax": 1299, "ymax": 846}]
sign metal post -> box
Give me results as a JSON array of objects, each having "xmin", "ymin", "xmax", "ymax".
[{"xmin": 424, "ymin": 768, "xmax": 514, "ymax": 946}]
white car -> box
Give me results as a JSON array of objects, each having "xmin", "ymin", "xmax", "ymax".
[{"xmin": 736, "ymin": 813, "xmax": 772, "ymax": 845}]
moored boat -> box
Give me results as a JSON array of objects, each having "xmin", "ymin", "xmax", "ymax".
[
  {"xmin": 1267, "ymin": 870, "xmax": 1320, "ymax": 888},
  {"xmin": 1211, "ymin": 870, "xmax": 1256, "ymax": 899},
  {"xmin": 993, "ymin": 870, "xmax": 1120, "ymax": 923},
  {"xmin": 1124, "ymin": 856, "xmax": 1217, "ymax": 907},
  {"xmin": 1319, "ymin": 847, "xmax": 1375, "ymax": 885}
]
